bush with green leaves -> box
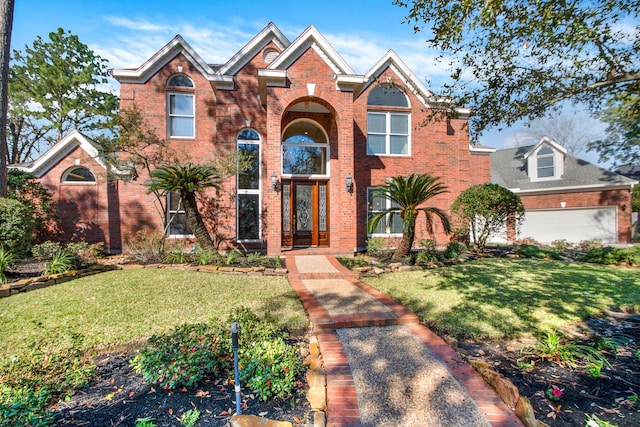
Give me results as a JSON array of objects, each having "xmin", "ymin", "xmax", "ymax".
[
  {"xmin": 0, "ymin": 247, "xmax": 16, "ymax": 284},
  {"xmin": 366, "ymin": 237, "xmax": 387, "ymax": 258},
  {"xmin": 451, "ymin": 183, "xmax": 525, "ymax": 252},
  {"xmin": 31, "ymin": 241, "xmax": 63, "ymax": 260},
  {"xmin": 0, "ymin": 197, "xmax": 35, "ymax": 255},
  {"xmin": 580, "ymin": 246, "xmax": 640, "ymax": 266},
  {"xmin": 443, "ymin": 240, "xmax": 468, "ymax": 259},
  {"xmin": 43, "ymin": 250, "xmax": 78, "ymax": 275},
  {"xmin": 525, "ymin": 329, "xmax": 611, "ymax": 370},
  {"xmin": 131, "ymin": 323, "xmax": 230, "ymax": 390},
  {"xmin": 516, "ymin": 244, "xmax": 562, "ymax": 260},
  {"xmin": 131, "ymin": 308, "xmax": 303, "ymax": 400},
  {"xmin": 0, "ymin": 331, "xmax": 95, "ymax": 427},
  {"xmin": 413, "ymin": 250, "xmax": 439, "ymax": 266},
  {"xmin": 576, "ymin": 239, "xmax": 603, "ymax": 252}
]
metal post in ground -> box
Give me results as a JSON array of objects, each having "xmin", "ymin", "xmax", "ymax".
[{"xmin": 231, "ymin": 322, "xmax": 241, "ymax": 415}]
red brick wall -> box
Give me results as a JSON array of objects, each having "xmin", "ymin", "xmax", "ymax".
[
  {"xmin": 520, "ymin": 188, "xmax": 634, "ymax": 243},
  {"xmin": 112, "ymin": 43, "xmax": 486, "ymax": 254},
  {"xmin": 37, "ymin": 146, "xmax": 117, "ymax": 250}
]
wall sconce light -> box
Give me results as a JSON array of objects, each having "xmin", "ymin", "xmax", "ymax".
[
  {"xmin": 271, "ymin": 172, "xmax": 280, "ymax": 192},
  {"xmin": 346, "ymin": 174, "xmax": 354, "ymax": 193}
]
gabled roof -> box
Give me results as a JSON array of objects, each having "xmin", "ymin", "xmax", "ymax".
[
  {"xmin": 10, "ymin": 130, "xmax": 107, "ymax": 178},
  {"xmin": 218, "ymin": 22, "xmax": 290, "ymax": 77},
  {"xmin": 491, "ymin": 144, "xmax": 637, "ymax": 194},
  {"xmin": 112, "ymin": 35, "xmax": 230, "ymax": 85},
  {"xmin": 523, "ymin": 135, "xmax": 567, "ymax": 159},
  {"xmin": 362, "ymin": 50, "xmax": 433, "ymax": 107}
]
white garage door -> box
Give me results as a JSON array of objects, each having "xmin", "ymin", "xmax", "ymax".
[{"xmin": 519, "ymin": 207, "xmax": 617, "ymax": 243}]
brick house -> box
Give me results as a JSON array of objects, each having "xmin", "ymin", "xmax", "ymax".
[
  {"xmin": 13, "ymin": 23, "xmax": 496, "ymax": 254},
  {"xmin": 491, "ymin": 137, "xmax": 637, "ymax": 244}
]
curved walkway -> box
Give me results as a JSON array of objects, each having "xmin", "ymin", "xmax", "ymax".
[{"xmin": 286, "ymin": 255, "xmax": 523, "ymax": 427}]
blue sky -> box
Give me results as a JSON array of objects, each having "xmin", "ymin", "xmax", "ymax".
[{"xmin": 12, "ymin": 0, "xmax": 608, "ymax": 165}]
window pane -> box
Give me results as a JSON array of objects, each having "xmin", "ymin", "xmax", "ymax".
[
  {"xmin": 538, "ymin": 167, "xmax": 554, "ymax": 177},
  {"xmin": 390, "ymin": 135, "xmax": 408, "ymax": 155},
  {"xmin": 169, "ymin": 94, "xmax": 193, "ymax": 115},
  {"xmin": 168, "ymin": 191, "xmax": 182, "ymax": 210},
  {"xmin": 282, "ymin": 146, "xmax": 326, "ymax": 175},
  {"xmin": 238, "ymin": 129, "xmax": 260, "ymax": 140},
  {"xmin": 170, "ymin": 117, "xmax": 194, "ymax": 137},
  {"xmin": 368, "ymin": 212, "xmax": 386, "ymax": 234},
  {"xmin": 538, "ymin": 146, "xmax": 553, "ymax": 155},
  {"xmin": 238, "ymin": 144, "xmax": 259, "ymax": 189},
  {"xmin": 367, "ymin": 113, "xmax": 386, "ymax": 133},
  {"xmin": 367, "ymin": 84, "xmax": 409, "ymax": 107},
  {"xmin": 238, "ymin": 194, "xmax": 260, "ymax": 240},
  {"xmin": 390, "ymin": 212, "xmax": 403, "ymax": 234},
  {"xmin": 367, "ymin": 134, "xmax": 386, "ymax": 155},
  {"xmin": 368, "ymin": 192, "xmax": 386, "ymax": 211},
  {"xmin": 538, "ymin": 156, "xmax": 554, "ymax": 167},
  {"xmin": 167, "ymin": 75, "xmax": 194, "ymax": 87},
  {"xmin": 390, "ymin": 114, "xmax": 408, "ymax": 134},
  {"xmin": 169, "ymin": 212, "xmax": 191, "ymax": 235},
  {"xmin": 65, "ymin": 167, "xmax": 95, "ymax": 182}
]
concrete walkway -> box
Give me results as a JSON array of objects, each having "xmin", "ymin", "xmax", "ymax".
[{"xmin": 286, "ymin": 255, "xmax": 523, "ymax": 427}]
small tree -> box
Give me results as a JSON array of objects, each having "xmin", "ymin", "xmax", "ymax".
[
  {"xmin": 451, "ymin": 183, "xmax": 525, "ymax": 252},
  {"xmin": 368, "ymin": 174, "xmax": 451, "ymax": 260},
  {"xmin": 0, "ymin": 196, "xmax": 34, "ymax": 255},
  {"xmin": 146, "ymin": 163, "xmax": 222, "ymax": 252}
]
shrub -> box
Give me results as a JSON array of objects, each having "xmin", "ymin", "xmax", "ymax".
[
  {"xmin": 43, "ymin": 250, "xmax": 78, "ymax": 275},
  {"xmin": 550, "ymin": 239, "xmax": 572, "ymax": 252},
  {"xmin": 580, "ymin": 246, "xmax": 640, "ymax": 266},
  {"xmin": 66, "ymin": 241, "xmax": 103, "ymax": 261},
  {"xmin": 225, "ymin": 248, "xmax": 243, "ymax": 265},
  {"xmin": 0, "ymin": 247, "xmax": 16, "ymax": 284},
  {"xmin": 126, "ymin": 230, "xmax": 165, "ymax": 263},
  {"xmin": 516, "ymin": 244, "xmax": 561, "ymax": 260},
  {"xmin": 413, "ymin": 250, "xmax": 439, "ymax": 266},
  {"xmin": 31, "ymin": 241, "xmax": 63, "ymax": 260},
  {"xmin": 366, "ymin": 237, "xmax": 387, "ymax": 258},
  {"xmin": 0, "ymin": 331, "xmax": 95, "ymax": 427},
  {"xmin": 576, "ymin": 239, "xmax": 603, "ymax": 252},
  {"xmin": 0, "ymin": 198, "xmax": 35, "ymax": 255},
  {"xmin": 443, "ymin": 241, "xmax": 468, "ymax": 259},
  {"xmin": 418, "ymin": 239, "xmax": 435, "ymax": 251}
]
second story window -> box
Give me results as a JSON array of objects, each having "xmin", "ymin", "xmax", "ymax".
[
  {"xmin": 367, "ymin": 84, "xmax": 410, "ymax": 156},
  {"xmin": 167, "ymin": 74, "xmax": 194, "ymax": 138},
  {"xmin": 536, "ymin": 146, "xmax": 554, "ymax": 178}
]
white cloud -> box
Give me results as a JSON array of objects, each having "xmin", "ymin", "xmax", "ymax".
[{"xmin": 104, "ymin": 16, "xmax": 170, "ymax": 32}]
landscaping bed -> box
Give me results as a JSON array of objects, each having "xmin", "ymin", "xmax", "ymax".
[{"xmin": 52, "ymin": 351, "xmax": 311, "ymax": 427}]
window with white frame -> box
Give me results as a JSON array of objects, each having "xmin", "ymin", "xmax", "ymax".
[
  {"xmin": 237, "ymin": 129, "xmax": 261, "ymax": 240},
  {"xmin": 367, "ymin": 84, "xmax": 410, "ymax": 156},
  {"xmin": 281, "ymin": 120, "xmax": 329, "ymax": 176},
  {"xmin": 367, "ymin": 187, "xmax": 403, "ymax": 235},
  {"xmin": 167, "ymin": 75, "xmax": 194, "ymax": 138},
  {"xmin": 167, "ymin": 190, "xmax": 192, "ymax": 237},
  {"xmin": 62, "ymin": 166, "xmax": 95, "ymax": 183},
  {"xmin": 536, "ymin": 146, "xmax": 554, "ymax": 178}
]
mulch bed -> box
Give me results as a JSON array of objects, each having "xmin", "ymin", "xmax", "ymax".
[
  {"xmin": 458, "ymin": 316, "xmax": 640, "ymax": 426},
  {"xmin": 52, "ymin": 352, "xmax": 311, "ymax": 426}
]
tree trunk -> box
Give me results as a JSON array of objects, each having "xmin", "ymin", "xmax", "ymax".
[
  {"xmin": 0, "ymin": 0, "xmax": 14, "ymax": 197},
  {"xmin": 182, "ymin": 192, "xmax": 215, "ymax": 252},
  {"xmin": 392, "ymin": 217, "xmax": 416, "ymax": 260}
]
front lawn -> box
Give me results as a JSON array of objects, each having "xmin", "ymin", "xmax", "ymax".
[
  {"xmin": 364, "ymin": 258, "xmax": 640, "ymax": 340},
  {"xmin": 0, "ymin": 268, "xmax": 308, "ymax": 357}
]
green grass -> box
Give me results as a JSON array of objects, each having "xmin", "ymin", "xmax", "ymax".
[
  {"xmin": 0, "ymin": 269, "xmax": 307, "ymax": 357},
  {"xmin": 365, "ymin": 258, "xmax": 640, "ymax": 340}
]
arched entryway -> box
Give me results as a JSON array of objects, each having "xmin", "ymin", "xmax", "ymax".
[{"xmin": 280, "ymin": 118, "xmax": 330, "ymax": 248}]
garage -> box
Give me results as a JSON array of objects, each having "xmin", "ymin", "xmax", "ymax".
[{"xmin": 519, "ymin": 207, "xmax": 618, "ymax": 244}]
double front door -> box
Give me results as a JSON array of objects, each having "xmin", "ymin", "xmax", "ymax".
[{"xmin": 281, "ymin": 180, "xmax": 329, "ymax": 247}]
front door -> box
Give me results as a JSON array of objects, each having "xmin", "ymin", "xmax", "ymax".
[{"xmin": 281, "ymin": 180, "xmax": 329, "ymax": 247}]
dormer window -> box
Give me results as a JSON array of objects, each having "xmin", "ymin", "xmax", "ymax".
[
  {"xmin": 525, "ymin": 138, "xmax": 566, "ymax": 181},
  {"xmin": 536, "ymin": 146, "xmax": 554, "ymax": 178}
]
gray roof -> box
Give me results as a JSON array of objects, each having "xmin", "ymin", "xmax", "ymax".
[
  {"xmin": 616, "ymin": 164, "xmax": 640, "ymax": 181},
  {"xmin": 491, "ymin": 145, "xmax": 637, "ymax": 192}
]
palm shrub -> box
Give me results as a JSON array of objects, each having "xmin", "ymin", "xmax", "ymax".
[
  {"xmin": 0, "ymin": 247, "xmax": 16, "ymax": 284},
  {"xmin": 368, "ymin": 174, "xmax": 451, "ymax": 260},
  {"xmin": 147, "ymin": 163, "xmax": 223, "ymax": 252}
]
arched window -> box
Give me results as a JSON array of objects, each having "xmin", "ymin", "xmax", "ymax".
[
  {"xmin": 537, "ymin": 146, "xmax": 555, "ymax": 178},
  {"xmin": 166, "ymin": 74, "xmax": 195, "ymax": 138},
  {"xmin": 281, "ymin": 120, "xmax": 329, "ymax": 175},
  {"xmin": 237, "ymin": 129, "xmax": 261, "ymax": 241},
  {"xmin": 367, "ymin": 83, "xmax": 410, "ymax": 156},
  {"xmin": 62, "ymin": 166, "xmax": 95, "ymax": 183}
]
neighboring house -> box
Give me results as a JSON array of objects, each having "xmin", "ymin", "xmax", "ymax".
[
  {"xmin": 12, "ymin": 23, "xmax": 493, "ymax": 254},
  {"xmin": 491, "ymin": 137, "xmax": 637, "ymax": 244}
]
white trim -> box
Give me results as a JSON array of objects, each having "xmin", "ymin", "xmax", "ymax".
[
  {"xmin": 469, "ymin": 144, "xmax": 496, "ymax": 154},
  {"xmin": 167, "ymin": 92, "xmax": 195, "ymax": 138},
  {"xmin": 236, "ymin": 128, "xmax": 263, "ymax": 242},
  {"xmin": 509, "ymin": 182, "xmax": 635, "ymax": 195}
]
